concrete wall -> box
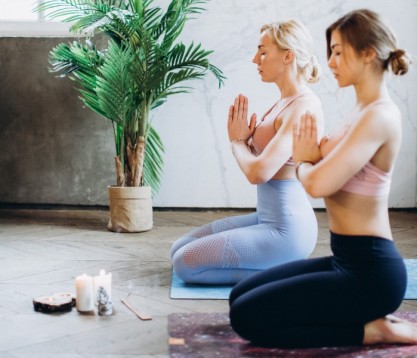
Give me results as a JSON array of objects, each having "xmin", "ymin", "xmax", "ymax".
[
  {"xmin": 0, "ymin": 38, "xmax": 113, "ymax": 206},
  {"xmin": 0, "ymin": 0, "xmax": 416, "ymax": 208}
]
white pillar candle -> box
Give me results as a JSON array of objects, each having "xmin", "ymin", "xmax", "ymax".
[
  {"xmin": 75, "ymin": 273, "xmax": 94, "ymax": 312},
  {"xmin": 93, "ymin": 269, "xmax": 112, "ymax": 303}
]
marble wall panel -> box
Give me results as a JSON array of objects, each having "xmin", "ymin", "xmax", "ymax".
[
  {"xmin": 0, "ymin": 0, "xmax": 415, "ymax": 208},
  {"xmin": 152, "ymin": 0, "xmax": 417, "ymax": 208}
]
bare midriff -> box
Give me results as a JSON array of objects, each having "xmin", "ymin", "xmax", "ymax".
[
  {"xmin": 271, "ymin": 164, "xmax": 297, "ymax": 181},
  {"xmin": 324, "ymin": 190, "xmax": 393, "ymax": 239}
]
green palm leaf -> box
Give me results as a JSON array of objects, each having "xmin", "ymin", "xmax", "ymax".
[
  {"xmin": 36, "ymin": 0, "xmax": 225, "ymax": 190},
  {"xmin": 35, "ymin": 0, "xmax": 99, "ymax": 22},
  {"xmin": 143, "ymin": 125, "xmax": 164, "ymax": 193},
  {"xmin": 94, "ymin": 40, "xmax": 134, "ymax": 124}
]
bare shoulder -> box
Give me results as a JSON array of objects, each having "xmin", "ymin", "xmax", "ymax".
[
  {"xmin": 295, "ymin": 91, "xmax": 322, "ymax": 107},
  {"xmin": 367, "ymin": 101, "xmax": 400, "ymax": 119},
  {"xmin": 287, "ymin": 92, "xmax": 323, "ymax": 119},
  {"xmin": 358, "ymin": 101, "xmax": 401, "ymax": 137}
]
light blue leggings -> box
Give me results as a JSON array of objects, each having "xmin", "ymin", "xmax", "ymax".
[{"xmin": 170, "ymin": 180, "xmax": 318, "ymax": 284}]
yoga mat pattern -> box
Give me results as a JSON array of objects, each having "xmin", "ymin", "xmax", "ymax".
[
  {"xmin": 170, "ymin": 259, "xmax": 417, "ymax": 300},
  {"xmin": 168, "ymin": 312, "xmax": 417, "ymax": 357}
]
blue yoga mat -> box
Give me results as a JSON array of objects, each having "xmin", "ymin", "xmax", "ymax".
[
  {"xmin": 170, "ymin": 271, "xmax": 232, "ymax": 300},
  {"xmin": 170, "ymin": 259, "xmax": 417, "ymax": 300},
  {"xmin": 404, "ymin": 258, "xmax": 417, "ymax": 300}
]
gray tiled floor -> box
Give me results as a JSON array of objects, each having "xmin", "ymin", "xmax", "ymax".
[{"xmin": 0, "ymin": 208, "xmax": 416, "ymax": 357}]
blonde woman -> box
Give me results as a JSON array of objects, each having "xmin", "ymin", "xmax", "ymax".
[
  {"xmin": 230, "ymin": 9, "xmax": 417, "ymax": 347},
  {"xmin": 171, "ymin": 20, "xmax": 324, "ymax": 284}
]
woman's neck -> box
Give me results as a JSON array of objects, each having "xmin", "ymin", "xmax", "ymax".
[
  {"xmin": 354, "ymin": 72, "xmax": 389, "ymax": 108},
  {"xmin": 277, "ymin": 81, "xmax": 308, "ymax": 100}
]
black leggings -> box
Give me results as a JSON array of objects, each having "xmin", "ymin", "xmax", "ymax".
[{"xmin": 229, "ymin": 232, "xmax": 407, "ymax": 348}]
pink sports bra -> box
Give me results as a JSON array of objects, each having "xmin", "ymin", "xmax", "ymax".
[
  {"xmin": 251, "ymin": 91, "xmax": 314, "ymax": 166},
  {"xmin": 320, "ymin": 100, "xmax": 392, "ymax": 197}
]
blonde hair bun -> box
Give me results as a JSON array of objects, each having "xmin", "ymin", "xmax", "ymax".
[{"xmin": 261, "ymin": 19, "xmax": 320, "ymax": 83}]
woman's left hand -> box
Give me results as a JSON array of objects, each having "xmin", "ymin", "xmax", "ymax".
[
  {"xmin": 292, "ymin": 111, "xmax": 322, "ymax": 164},
  {"xmin": 228, "ymin": 94, "xmax": 256, "ymax": 142}
]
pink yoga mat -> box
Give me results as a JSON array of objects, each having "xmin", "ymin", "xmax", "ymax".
[{"xmin": 168, "ymin": 311, "xmax": 417, "ymax": 357}]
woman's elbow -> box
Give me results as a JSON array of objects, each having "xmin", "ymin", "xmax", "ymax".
[
  {"xmin": 243, "ymin": 162, "xmax": 269, "ymax": 184},
  {"xmin": 247, "ymin": 173, "xmax": 267, "ymax": 185},
  {"xmin": 302, "ymin": 177, "xmax": 325, "ymax": 198},
  {"xmin": 302, "ymin": 178, "xmax": 337, "ymax": 198},
  {"xmin": 246, "ymin": 168, "xmax": 269, "ymax": 184},
  {"xmin": 305, "ymin": 185, "xmax": 322, "ymax": 198}
]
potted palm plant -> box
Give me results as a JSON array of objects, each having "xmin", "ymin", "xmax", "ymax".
[{"xmin": 36, "ymin": 0, "xmax": 225, "ymax": 232}]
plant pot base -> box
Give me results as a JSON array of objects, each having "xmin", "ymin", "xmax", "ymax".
[{"xmin": 108, "ymin": 186, "xmax": 153, "ymax": 233}]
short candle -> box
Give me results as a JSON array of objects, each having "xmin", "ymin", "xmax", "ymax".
[{"xmin": 75, "ymin": 273, "xmax": 94, "ymax": 312}]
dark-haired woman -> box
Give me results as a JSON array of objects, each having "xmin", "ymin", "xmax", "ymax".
[{"xmin": 229, "ymin": 9, "xmax": 417, "ymax": 348}]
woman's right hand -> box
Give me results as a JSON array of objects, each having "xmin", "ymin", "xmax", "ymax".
[
  {"xmin": 228, "ymin": 94, "xmax": 257, "ymax": 142},
  {"xmin": 292, "ymin": 111, "xmax": 322, "ymax": 164}
]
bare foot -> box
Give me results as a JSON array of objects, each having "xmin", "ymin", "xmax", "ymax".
[{"xmin": 364, "ymin": 315, "xmax": 417, "ymax": 345}]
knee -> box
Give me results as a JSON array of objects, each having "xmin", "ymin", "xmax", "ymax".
[
  {"xmin": 170, "ymin": 238, "xmax": 185, "ymax": 259},
  {"xmin": 172, "ymin": 251, "xmax": 196, "ymax": 283},
  {"xmin": 229, "ymin": 301, "xmax": 255, "ymax": 342},
  {"xmin": 230, "ymin": 302, "xmax": 285, "ymax": 348}
]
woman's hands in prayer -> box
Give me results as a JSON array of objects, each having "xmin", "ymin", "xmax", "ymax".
[
  {"xmin": 228, "ymin": 94, "xmax": 256, "ymax": 142},
  {"xmin": 292, "ymin": 111, "xmax": 322, "ymax": 164}
]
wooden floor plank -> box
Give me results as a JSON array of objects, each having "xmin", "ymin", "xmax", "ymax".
[{"xmin": 0, "ymin": 209, "xmax": 415, "ymax": 356}]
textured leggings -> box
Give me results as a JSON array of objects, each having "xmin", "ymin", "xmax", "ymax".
[
  {"xmin": 170, "ymin": 180, "xmax": 317, "ymax": 284},
  {"xmin": 229, "ymin": 233, "xmax": 407, "ymax": 348}
]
